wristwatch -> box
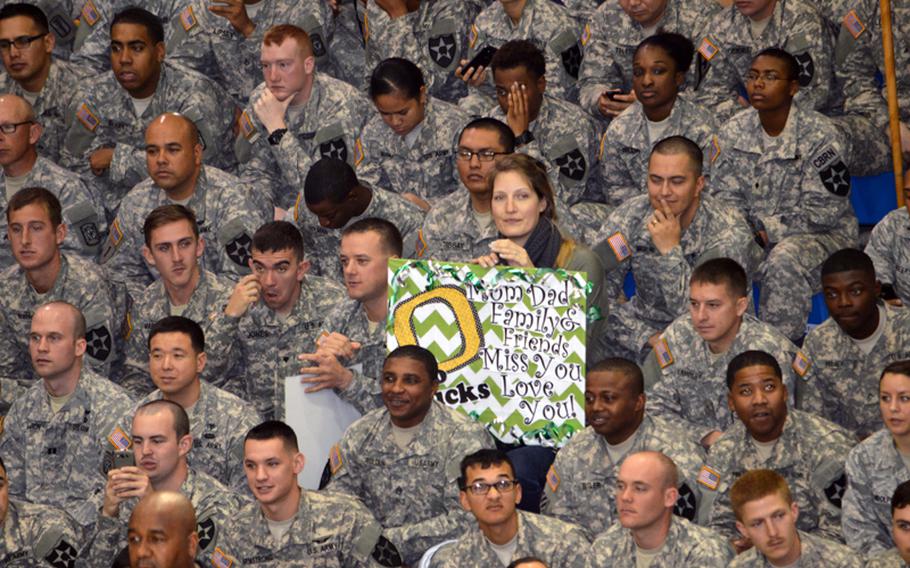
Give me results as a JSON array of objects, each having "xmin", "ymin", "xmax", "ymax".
[
  {"xmin": 267, "ymin": 128, "xmax": 288, "ymax": 146},
  {"xmin": 515, "ymin": 130, "xmax": 535, "ymax": 147}
]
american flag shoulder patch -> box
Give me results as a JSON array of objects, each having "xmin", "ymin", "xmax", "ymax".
[
  {"xmin": 698, "ymin": 37, "xmax": 719, "ymax": 61},
  {"xmin": 180, "ymin": 6, "xmax": 197, "ymax": 32},
  {"xmin": 546, "ymin": 465, "xmax": 560, "ymax": 492},
  {"xmin": 697, "ymin": 465, "xmax": 720, "ymax": 490},
  {"xmin": 792, "ymin": 351, "xmax": 811, "ymax": 377},
  {"xmin": 108, "ymin": 426, "xmax": 131, "ymax": 450},
  {"xmin": 211, "ymin": 547, "xmax": 232, "ymax": 568},
  {"xmin": 655, "ymin": 338, "xmax": 674, "ymax": 369},
  {"xmin": 844, "ymin": 10, "xmax": 865, "ymax": 39},
  {"xmin": 607, "ymin": 231, "xmax": 631, "ymax": 262},
  {"xmin": 81, "ymin": 0, "xmax": 100, "ymax": 26},
  {"xmin": 76, "ymin": 103, "xmax": 100, "ymax": 132}
]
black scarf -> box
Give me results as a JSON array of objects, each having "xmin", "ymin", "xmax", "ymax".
[{"xmin": 502, "ymin": 217, "xmax": 562, "ymax": 268}]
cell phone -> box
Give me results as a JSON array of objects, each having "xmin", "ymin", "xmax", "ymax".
[
  {"xmin": 112, "ymin": 449, "xmax": 134, "ymax": 470},
  {"xmin": 605, "ymin": 89, "xmax": 628, "ymax": 101},
  {"xmin": 465, "ymin": 46, "xmax": 497, "ymax": 71}
]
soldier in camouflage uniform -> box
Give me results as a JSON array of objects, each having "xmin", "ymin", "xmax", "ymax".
[
  {"xmin": 126, "ymin": 491, "xmax": 201, "ymax": 568},
  {"xmin": 236, "ymin": 23, "xmax": 373, "ymax": 210},
  {"xmin": 729, "ymin": 469, "xmax": 861, "ymax": 567},
  {"xmin": 358, "ymin": 58, "xmax": 470, "ymax": 207},
  {"xmin": 0, "ymin": 5, "xmax": 87, "ymax": 162},
  {"xmin": 428, "ymin": 449, "xmax": 589, "ymax": 567},
  {"xmin": 692, "ymin": 0, "xmax": 834, "ymax": 120},
  {"xmin": 843, "ymin": 361, "xmax": 910, "ymax": 554},
  {"xmin": 293, "ymin": 158, "xmax": 424, "ymax": 278},
  {"xmin": 325, "ymin": 346, "xmax": 495, "ymax": 565},
  {"xmin": 210, "ymin": 420, "xmax": 403, "ymax": 567},
  {"xmin": 87, "ymin": 400, "xmax": 244, "ymax": 566},
  {"xmin": 363, "ymin": 0, "xmax": 475, "ymax": 103},
  {"xmin": 865, "ymin": 197, "xmax": 910, "ymax": 306},
  {"xmin": 799, "ymin": 249, "xmax": 910, "ymax": 438},
  {"xmin": 578, "ymin": 0, "xmax": 718, "ymax": 121},
  {"xmin": 586, "ymin": 451, "xmax": 732, "ymax": 567},
  {"xmin": 593, "ymin": 137, "xmax": 757, "ymax": 360},
  {"xmin": 166, "ymin": 0, "xmax": 331, "ymax": 105},
  {"xmin": 644, "ymin": 258, "xmax": 798, "ymax": 447},
  {"xmin": 0, "ymin": 1, "xmax": 79, "ymax": 62},
  {"xmin": 205, "ymin": 221, "xmax": 345, "ymax": 420},
  {"xmin": 469, "ymin": 0, "xmax": 583, "ymax": 103},
  {"xmin": 107, "ymin": 317, "xmax": 260, "ymax": 490},
  {"xmin": 116, "ymin": 205, "xmax": 235, "ymax": 395},
  {"xmin": 61, "ymin": 8, "xmax": 236, "ymax": 214},
  {"xmin": 0, "ymin": 95, "xmax": 105, "ymax": 269},
  {"xmin": 298, "ymin": 218, "xmax": 405, "ymax": 416},
  {"xmin": 0, "ymin": 188, "xmax": 118, "ymax": 383},
  {"xmin": 597, "ymin": 33, "xmax": 718, "ymax": 207},
  {"xmin": 0, "ymin": 302, "xmax": 133, "ymax": 529},
  {"xmin": 543, "ymin": 359, "xmax": 705, "ymax": 538},
  {"xmin": 711, "ymin": 49, "xmax": 858, "ymax": 342},
  {"xmin": 862, "ymin": 480, "xmax": 910, "ymax": 567},
  {"xmin": 698, "ymin": 351, "xmax": 854, "ymax": 542},
  {"xmin": 0, "ymin": 455, "xmax": 83, "ymax": 568},
  {"xmin": 102, "ymin": 113, "xmax": 268, "ymax": 301}
]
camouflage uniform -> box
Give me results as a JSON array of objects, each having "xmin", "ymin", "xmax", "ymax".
[
  {"xmin": 843, "ymin": 428, "xmax": 910, "ymax": 554},
  {"xmin": 166, "ymin": 0, "xmax": 332, "ymax": 105},
  {"xmin": 0, "ymin": 369, "xmax": 133, "ymax": 528},
  {"xmin": 85, "ymin": 468, "xmax": 244, "ymax": 566},
  {"xmin": 729, "ymin": 530, "xmax": 861, "ymax": 567},
  {"xmin": 578, "ymin": 0, "xmax": 719, "ymax": 120},
  {"xmin": 328, "ymin": 0, "xmax": 368, "ymax": 90},
  {"xmin": 429, "ymin": 510, "xmax": 589, "ymax": 568},
  {"xmin": 542, "ymin": 415, "xmax": 706, "ymax": 539},
  {"xmin": 236, "ymin": 74, "xmax": 372, "ymax": 209},
  {"xmin": 60, "ymin": 61, "xmax": 237, "ymax": 212},
  {"xmin": 698, "ymin": 409, "xmax": 854, "ymax": 541},
  {"xmin": 0, "ymin": 59, "xmax": 84, "ymax": 162},
  {"xmin": 799, "ymin": 303, "xmax": 910, "ymax": 438},
  {"xmin": 115, "ymin": 268, "xmax": 234, "ymax": 397},
  {"xmin": 101, "ymin": 165, "xmax": 270, "ymax": 301},
  {"xmin": 592, "ymin": 194, "xmax": 758, "ymax": 359},
  {"xmin": 205, "ymin": 275, "xmax": 346, "ymax": 420},
  {"xmin": 290, "ymin": 183, "xmax": 425, "ymax": 278},
  {"xmin": 69, "ymin": 0, "xmax": 174, "ymax": 74},
  {"xmin": 865, "ymin": 549, "xmax": 910, "ymax": 568},
  {"xmin": 0, "ymin": 253, "xmax": 120, "ymax": 383},
  {"xmin": 469, "ymin": 0, "xmax": 583, "ymax": 102},
  {"xmin": 105, "ymin": 380, "xmax": 260, "ymax": 490},
  {"xmin": 363, "ymin": 0, "xmax": 475, "ymax": 103},
  {"xmin": 711, "ymin": 104, "xmax": 858, "ymax": 341},
  {"xmin": 866, "ymin": 208, "xmax": 910, "ymax": 306},
  {"xmin": 644, "ymin": 313, "xmax": 799, "ymax": 441},
  {"xmin": 586, "ymin": 516, "xmax": 733, "ymax": 568},
  {"xmin": 0, "ymin": 155, "xmax": 106, "ymax": 270},
  {"xmin": 0, "ymin": 500, "xmax": 83, "ymax": 568},
  {"xmin": 692, "ymin": 0, "xmax": 834, "ymax": 120},
  {"xmin": 356, "ymin": 97, "xmax": 468, "ymax": 203},
  {"xmin": 597, "ymin": 97, "xmax": 718, "ymax": 207},
  {"xmin": 314, "ymin": 297, "xmax": 389, "ymax": 415},
  {"xmin": 326, "ymin": 401, "xmax": 495, "ymax": 564},
  {"xmin": 208, "ymin": 489, "xmax": 397, "ymax": 567},
  {"xmin": 418, "ymin": 191, "xmax": 499, "ymax": 263}
]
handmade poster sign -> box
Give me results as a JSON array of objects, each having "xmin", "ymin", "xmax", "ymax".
[{"xmin": 387, "ymin": 259, "xmax": 587, "ymax": 448}]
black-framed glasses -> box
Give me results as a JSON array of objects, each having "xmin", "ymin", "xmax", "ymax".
[
  {"xmin": 0, "ymin": 121, "xmax": 33, "ymax": 134},
  {"xmin": 456, "ymin": 149, "xmax": 509, "ymax": 163},
  {"xmin": 463, "ymin": 479, "xmax": 518, "ymax": 495},
  {"xmin": 0, "ymin": 33, "xmax": 47, "ymax": 50},
  {"xmin": 744, "ymin": 71, "xmax": 789, "ymax": 83}
]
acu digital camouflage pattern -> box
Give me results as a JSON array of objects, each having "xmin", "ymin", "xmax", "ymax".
[
  {"xmin": 0, "ymin": 500, "xmax": 82, "ymax": 568},
  {"xmin": 729, "ymin": 530, "xmax": 861, "ymax": 567},
  {"xmin": 865, "ymin": 207, "xmax": 910, "ymax": 306},
  {"xmin": 586, "ymin": 516, "xmax": 732, "ymax": 567}
]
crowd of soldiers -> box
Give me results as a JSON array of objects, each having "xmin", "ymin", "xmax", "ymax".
[{"xmin": 0, "ymin": 0, "xmax": 908, "ymax": 566}]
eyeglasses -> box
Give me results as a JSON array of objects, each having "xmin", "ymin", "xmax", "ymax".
[
  {"xmin": 744, "ymin": 71, "xmax": 790, "ymax": 83},
  {"xmin": 463, "ymin": 479, "xmax": 518, "ymax": 495},
  {"xmin": 0, "ymin": 33, "xmax": 47, "ymax": 51},
  {"xmin": 456, "ymin": 149, "xmax": 509, "ymax": 162},
  {"xmin": 0, "ymin": 121, "xmax": 33, "ymax": 134}
]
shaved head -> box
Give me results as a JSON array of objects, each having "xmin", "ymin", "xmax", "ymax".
[
  {"xmin": 147, "ymin": 112, "xmax": 200, "ymax": 147},
  {"xmin": 128, "ymin": 491, "xmax": 198, "ymax": 568},
  {"xmin": 0, "ymin": 93, "xmax": 35, "ymax": 122}
]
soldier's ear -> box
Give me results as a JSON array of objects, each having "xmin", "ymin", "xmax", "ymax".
[{"xmin": 141, "ymin": 245, "xmax": 156, "ymax": 267}]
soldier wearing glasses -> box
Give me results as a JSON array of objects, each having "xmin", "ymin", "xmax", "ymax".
[{"xmin": 428, "ymin": 448, "xmax": 589, "ymax": 568}]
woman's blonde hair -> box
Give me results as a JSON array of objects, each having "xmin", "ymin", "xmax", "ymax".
[{"xmin": 486, "ymin": 154, "xmax": 557, "ymax": 221}]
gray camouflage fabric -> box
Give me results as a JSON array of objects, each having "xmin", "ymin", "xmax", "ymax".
[
  {"xmin": 865, "ymin": 548, "xmax": 910, "ymax": 568},
  {"xmin": 326, "ymin": 401, "xmax": 495, "ymax": 564},
  {"xmin": 0, "ymin": 500, "xmax": 83, "ymax": 568},
  {"xmin": 0, "ymin": 369, "xmax": 132, "ymax": 528},
  {"xmin": 866, "ymin": 208, "xmax": 910, "ymax": 305},
  {"xmin": 699, "ymin": 409, "xmax": 854, "ymax": 541},
  {"xmin": 543, "ymin": 416, "xmax": 706, "ymax": 538},
  {"xmin": 586, "ymin": 516, "xmax": 732, "ymax": 567},
  {"xmin": 729, "ymin": 530, "xmax": 861, "ymax": 567}
]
